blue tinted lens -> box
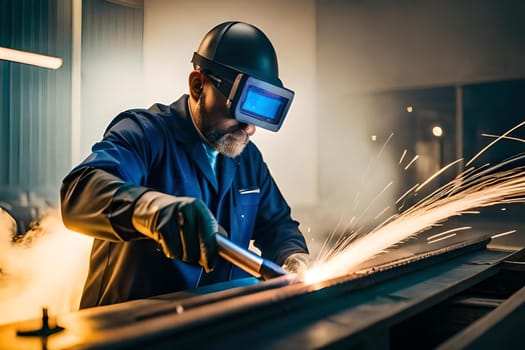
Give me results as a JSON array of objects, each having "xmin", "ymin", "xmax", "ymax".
[{"xmin": 240, "ymin": 86, "xmax": 286, "ymax": 121}]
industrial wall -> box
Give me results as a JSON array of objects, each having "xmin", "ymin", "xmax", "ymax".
[
  {"xmin": 317, "ymin": 0, "xmax": 525, "ymax": 93},
  {"xmin": 0, "ymin": 0, "xmax": 72, "ymax": 204},
  {"xmin": 314, "ymin": 0, "xmax": 525, "ymax": 232},
  {"xmin": 80, "ymin": 0, "xmax": 144, "ymax": 159}
]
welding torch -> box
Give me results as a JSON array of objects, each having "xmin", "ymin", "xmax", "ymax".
[{"xmin": 215, "ymin": 234, "xmax": 288, "ymax": 280}]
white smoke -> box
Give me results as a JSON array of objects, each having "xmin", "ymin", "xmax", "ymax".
[{"xmin": 0, "ymin": 209, "xmax": 92, "ymax": 325}]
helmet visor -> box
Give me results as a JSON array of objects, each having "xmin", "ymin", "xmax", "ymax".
[
  {"xmin": 230, "ymin": 75, "xmax": 294, "ymax": 132},
  {"xmin": 192, "ymin": 52, "xmax": 294, "ymax": 132}
]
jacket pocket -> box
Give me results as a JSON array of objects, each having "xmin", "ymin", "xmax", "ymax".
[{"xmin": 234, "ymin": 188, "xmax": 260, "ymax": 245}]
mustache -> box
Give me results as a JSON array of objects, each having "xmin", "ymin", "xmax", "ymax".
[
  {"xmin": 204, "ymin": 125, "xmax": 249, "ymax": 146},
  {"xmin": 225, "ymin": 124, "xmax": 249, "ymax": 135}
]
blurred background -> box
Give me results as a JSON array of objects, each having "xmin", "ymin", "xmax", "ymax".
[{"xmin": 1, "ymin": 0, "xmax": 525, "ymax": 322}]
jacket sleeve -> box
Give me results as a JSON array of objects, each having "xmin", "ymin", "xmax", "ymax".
[
  {"xmin": 60, "ymin": 111, "xmax": 156, "ymax": 241},
  {"xmin": 60, "ymin": 166, "xmax": 150, "ymax": 241}
]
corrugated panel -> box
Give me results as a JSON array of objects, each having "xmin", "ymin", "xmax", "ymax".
[
  {"xmin": 0, "ymin": 0, "xmax": 71, "ymax": 204},
  {"xmin": 80, "ymin": 0, "xmax": 144, "ymax": 158}
]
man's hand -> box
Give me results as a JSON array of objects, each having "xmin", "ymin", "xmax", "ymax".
[
  {"xmin": 281, "ymin": 252, "xmax": 310, "ymax": 275},
  {"xmin": 132, "ymin": 191, "xmax": 218, "ymax": 272}
]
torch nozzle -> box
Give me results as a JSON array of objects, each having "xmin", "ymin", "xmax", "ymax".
[{"xmin": 215, "ymin": 234, "xmax": 288, "ymax": 280}]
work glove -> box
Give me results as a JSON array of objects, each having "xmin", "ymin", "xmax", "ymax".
[
  {"xmin": 281, "ymin": 252, "xmax": 311, "ymax": 275},
  {"xmin": 132, "ymin": 191, "xmax": 218, "ymax": 272}
]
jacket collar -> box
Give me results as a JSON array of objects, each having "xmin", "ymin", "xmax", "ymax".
[{"xmin": 165, "ymin": 95, "xmax": 239, "ymax": 195}]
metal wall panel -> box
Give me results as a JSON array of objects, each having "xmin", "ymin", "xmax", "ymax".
[
  {"xmin": 80, "ymin": 0, "xmax": 144, "ymax": 158},
  {"xmin": 0, "ymin": 0, "xmax": 72, "ymax": 204}
]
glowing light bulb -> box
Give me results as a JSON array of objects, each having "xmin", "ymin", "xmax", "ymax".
[{"xmin": 432, "ymin": 125, "xmax": 443, "ymax": 137}]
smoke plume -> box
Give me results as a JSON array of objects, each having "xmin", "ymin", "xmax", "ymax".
[{"xmin": 0, "ymin": 209, "xmax": 92, "ymax": 325}]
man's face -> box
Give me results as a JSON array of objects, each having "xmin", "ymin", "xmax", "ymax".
[{"xmin": 195, "ymin": 78, "xmax": 256, "ymax": 158}]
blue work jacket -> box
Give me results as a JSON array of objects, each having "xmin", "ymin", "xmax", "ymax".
[{"xmin": 61, "ymin": 95, "xmax": 308, "ymax": 308}]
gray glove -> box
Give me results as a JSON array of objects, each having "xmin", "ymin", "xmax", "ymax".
[
  {"xmin": 281, "ymin": 252, "xmax": 310, "ymax": 275},
  {"xmin": 132, "ymin": 191, "xmax": 218, "ymax": 272}
]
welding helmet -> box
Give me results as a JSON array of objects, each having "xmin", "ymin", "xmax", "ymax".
[{"xmin": 191, "ymin": 21, "xmax": 294, "ymax": 132}]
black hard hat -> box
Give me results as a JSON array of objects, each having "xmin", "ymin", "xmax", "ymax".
[{"xmin": 194, "ymin": 21, "xmax": 282, "ymax": 86}]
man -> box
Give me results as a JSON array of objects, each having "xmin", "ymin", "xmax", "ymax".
[{"xmin": 60, "ymin": 21, "xmax": 309, "ymax": 309}]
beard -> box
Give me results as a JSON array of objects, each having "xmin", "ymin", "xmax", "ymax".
[{"xmin": 197, "ymin": 92, "xmax": 250, "ymax": 158}]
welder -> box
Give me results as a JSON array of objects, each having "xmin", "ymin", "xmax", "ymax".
[{"xmin": 60, "ymin": 21, "xmax": 310, "ymax": 308}]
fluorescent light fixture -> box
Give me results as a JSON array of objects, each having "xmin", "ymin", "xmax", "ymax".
[{"xmin": 0, "ymin": 46, "xmax": 63, "ymax": 69}]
